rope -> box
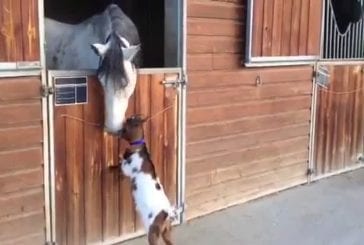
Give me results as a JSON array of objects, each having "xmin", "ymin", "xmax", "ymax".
[
  {"xmin": 59, "ymin": 103, "xmax": 175, "ymax": 127},
  {"xmin": 317, "ymin": 85, "xmax": 364, "ymax": 95},
  {"xmin": 59, "ymin": 114, "xmax": 102, "ymax": 127},
  {"xmin": 145, "ymin": 104, "xmax": 174, "ymax": 122}
]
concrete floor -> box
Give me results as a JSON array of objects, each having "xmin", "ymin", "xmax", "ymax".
[{"xmin": 121, "ymin": 169, "xmax": 364, "ymax": 245}]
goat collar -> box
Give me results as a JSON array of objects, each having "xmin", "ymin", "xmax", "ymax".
[{"xmin": 130, "ymin": 139, "xmax": 145, "ymax": 146}]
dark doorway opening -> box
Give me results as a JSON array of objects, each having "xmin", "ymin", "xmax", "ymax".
[{"xmin": 44, "ymin": 0, "xmax": 166, "ymax": 68}]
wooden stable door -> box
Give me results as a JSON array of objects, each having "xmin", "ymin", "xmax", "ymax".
[
  {"xmin": 52, "ymin": 70, "xmax": 180, "ymax": 244},
  {"xmin": 314, "ymin": 65, "xmax": 364, "ymax": 177}
]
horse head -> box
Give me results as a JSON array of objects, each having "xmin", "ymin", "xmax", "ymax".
[{"xmin": 91, "ymin": 32, "xmax": 140, "ymax": 134}]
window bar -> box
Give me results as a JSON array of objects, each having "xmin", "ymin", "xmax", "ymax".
[
  {"xmin": 329, "ymin": 1, "xmax": 333, "ymax": 59},
  {"xmin": 332, "ymin": 7, "xmax": 337, "ymax": 59},
  {"xmin": 344, "ymin": 31, "xmax": 347, "ymax": 58},
  {"xmin": 355, "ymin": 21, "xmax": 359, "ymax": 58},
  {"xmin": 325, "ymin": 0, "xmax": 330, "ymax": 58},
  {"xmin": 351, "ymin": 24, "xmax": 355, "ymax": 58},
  {"xmin": 358, "ymin": 19, "xmax": 364, "ymax": 58}
]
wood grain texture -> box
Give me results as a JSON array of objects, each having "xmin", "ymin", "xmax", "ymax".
[
  {"xmin": 21, "ymin": 0, "xmax": 40, "ymax": 61},
  {"xmin": 53, "ymin": 73, "xmax": 179, "ymax": 244},
  {"xmin": 0, "ymin": 0, "xmax": 40, "ymax": 62},
  {"xmin": 250, "ymin": 0, "xmax": 322, "ymax": 58},
  {"xmin": 0, "ymin": 76, "xmax": 44, "ymax": 243},
  {"xmin": 83, "ymin": 78, "xmax": 103, "ymax": 243},
  {"xmin": 314, "ymin": 65, "xmax": 364, "ymax": 176},
  {"xmin": 0, "ymin": 0, "xmax": 23, "ymax": 62}
]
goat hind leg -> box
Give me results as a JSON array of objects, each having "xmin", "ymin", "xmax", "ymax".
[
  {"xmin": 148, "ymin": 225, "xmax": 160, "ymax": 245},
  {"xmin": 162, "ymin": 224, "xmax": 173, "ymax": 245}
]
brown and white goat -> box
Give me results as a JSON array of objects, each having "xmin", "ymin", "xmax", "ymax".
[{"xmin": 119, "ymin": 115, "xmax": 178, "ymax": 245}]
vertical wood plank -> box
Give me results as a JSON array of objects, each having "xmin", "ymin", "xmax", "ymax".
[
  {"xmin": 345, "ymin": 67, "xmax": 355, "ymax": 166},
  {"xmin": 0, "ymin": 0, "xmax": 24, "ymax": 61},
  {"xmin": 271, "ymin": 0, "xmax": 283, "ymax": 56},
  {"xmin": 65, "ymin": 105, "xmax": 85, "ymax": 245},
  {"xmin": 262, "ymin": 0, "xmax": 274, "ymax": 56},
  {"xmin": 357, "ymin": 66, "xmax": 364, "ymax": 158},
  {"xmin": 290, "ymin": 0, "xmax": 301, "ymax": 56},
  {"xmin": 83, "ymin": 78, "xmax": 103, "ymax": 243},
  {"xmin": 163, "ymin": 81, "xmax": 178, "ymax": 204},
  {"xmin": 252, "ymin": 0, "xmax": 264, "ymax": 57},
  {"xmin": 336, "ymin": 67, "xmax": 349, "ymax": 169},
  {"xmin": 21, "ymin": 0, "xmax": 40, "ymax": 61},
  {"xmin": 150, "ymin": 74, "xmax": 166, "ymax": 182},
  {"xmin": 133, "ymin": 74, "xmax": 152, "ymax": 232},
  {"xmin": 135, "ymin": 75, "xmax": 151, "ymax": 148},
  {"xmin": 281, "ymin": 0, "xmax": 293, "ymax": 56},
  {"xmin": 307, "ymin": 0, "xmax": 323, "ymax": 55},
  {"xmin": 119, "ymin": 85, "xmax": 136, "ymax": 235},
  {"xmin": 102, "ymin": 133, "xmax": 119, "ymax": 239},
  {"xmin": 298, "ymin": 0, "xmax": 310, "ymax": 55},
  {"xmin": 54, "ymin": 106, "xmax": 67, "ymax": 245}
]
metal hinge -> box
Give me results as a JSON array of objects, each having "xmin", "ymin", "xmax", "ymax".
[
  {"xmin": 45, "ymin": 242, "xmax": 56, "ymax": 245},
  {"xmin": 307, "ymin": 168, "xmax": 315, "ymax": 176},
  {"xmin": 41, "ymin": 85, "xmax": 54, "ymax": 97}
]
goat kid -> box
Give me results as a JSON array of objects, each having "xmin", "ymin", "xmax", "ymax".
[{"xmin": 119, "ymin": 115, "xmax": 178, "ymax": 245}]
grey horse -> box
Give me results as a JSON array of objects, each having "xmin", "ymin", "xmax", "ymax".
[{"xmin": 45, "ymin": 4, "xmax": 141, "ymax": 134}]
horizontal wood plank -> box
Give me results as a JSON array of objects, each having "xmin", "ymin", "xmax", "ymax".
[
  {"xmin": 0, "ymin": 187, "xmax": 43, "ymax": 218},
  {"xmin": 0, "ymin": 211, "xmax": 44, "ymax": 241},
  {"xmin": 188, "ymin": 136, "xmax": 309, "ymax": 168},
  {"xmin": 0, "ymin": 103, "xmax": 42, "ymax": 125},
  {"xmin": 188, "ymin": 110, "xmax": 310, "ymax": 142},
  {"xmin": 0, "ymin": 168, "xmax": 43, "ymax": 194},
  {"xmin": 0, "ymin": 77, "xmax": 41, "ymax": 101},
  {"xmin": 187, "ymin": 151, "xmax": 308, "ymax": 193},
  {"xmin": 188, "ymin": 0, "xmax": 243, "ymax": 20},
  {"xmin": 188, "ymin": 96, "xmax": 311, "ymax": 125},
  {"xmin": 0, "ymin": 147, "xmax": 42, "ymax": 175},
  {"xmin": 187, "ymin": 162, "xmax": 307, "ymax": 206},
  {"xmin": 0, "ymin": 125, "xmax": 42, "ymax": 150},
  {"xmin": 187, "ymin": 124, "xmax": 309, "ymax": 159},
  {"xmin": 188, "ymin": 80, "xmax": 312, "ymax": 107},
  {"xmin": 188, "ymin": 66, "xmax": 313, "ymax": 89},
  {"xmin": 188, "ymin": 36, "xmax": 242, "ymax": 54},
  {"xmin": 186, "ymin": 174, "xmax": 307, "ymax": 220},
  {"xmin": 188, "ymin": 18, "xmax": 242, "ymax": 37},
  {"xmin": 2, "ymin": 233, "xmax": 45, "ymax": 245}
]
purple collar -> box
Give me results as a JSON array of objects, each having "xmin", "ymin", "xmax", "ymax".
[{"xmin": 130, "ymin": 139, "xmax": 145, "ymax": 146}]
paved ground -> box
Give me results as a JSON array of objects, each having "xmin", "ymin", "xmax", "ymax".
[{"xmin": 121, "ymin": 169, "xmax": 364, "ymax": 245}]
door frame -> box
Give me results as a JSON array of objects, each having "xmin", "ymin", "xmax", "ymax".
[
  {"xmin": 309, "ymin": 61, "xmax": 364, "ymax": 183},
  {"xmin": 46, "ymin": 67, "xmax": 186, "ymax": 244}
]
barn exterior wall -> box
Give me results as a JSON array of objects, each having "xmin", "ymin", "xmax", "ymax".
[
  {"xmin": 0, "ymin": 76, "xmax": 45, "ymax": 244},
  {"xmin": 186, "ymin": 0, "xmax": 314, "ymax": 220}
]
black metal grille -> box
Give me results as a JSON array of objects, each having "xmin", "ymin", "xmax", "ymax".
[{"xmin": 323, "ymin": 0, "xmax": 364, "ymax": 59}]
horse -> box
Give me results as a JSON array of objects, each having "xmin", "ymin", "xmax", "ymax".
[{"xmin": 45, "ymin": 3, "xmax": 142, "ymax": 134}]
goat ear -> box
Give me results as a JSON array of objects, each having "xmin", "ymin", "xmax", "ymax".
[
  {"xmin": 91, "ymin": 43, "xmax": 108, "ymax": 57},
  {"xmin": 122, "ymin": 45, "xmax": 140, "ymax": 61}
]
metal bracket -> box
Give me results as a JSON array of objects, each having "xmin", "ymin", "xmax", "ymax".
[
  {"xmin": 315, "ymin": 65, "xmax": 330, "ymax": 88},
  {"xmin": 41, "ymin": 84, "xmax": 54, "ymax": 97},
  {"xmin": 161, "ymin": 77, "xmax": 186, "ymax": 88},
  {"xmin": 45, "ymin": 241, "xmax": 56, "ymax": 245},
  {"xmin": 307, "ymin": 168, "xmax": 315, "ymax": 176}
]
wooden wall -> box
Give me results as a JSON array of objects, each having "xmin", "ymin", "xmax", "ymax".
[
  {"xmin": 186, "ymin": 0, "xmax": 313, "ymax": 219},
  {"xmin": 0, "ymin": 0, "xmax": 40, "ymax": 62},
  {"xmin": 0, "ymin": 76, "xmax": 45, "ymax": 244},
  {"xmin": 53, "ymin": 73, "xmax": 178, "ymax": 244},
  {"xmin": 251, "ymin": 0, "xmax": 322, "ymax": 57},
  {"xmin": 314, "ymin": 65, "xmax": 364, "ymax": 176}
]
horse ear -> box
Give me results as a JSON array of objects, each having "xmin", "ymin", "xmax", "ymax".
[
  {"xmin": 122, "ymin": 45, "xmax": 140, "ymax": 62},
  {"xmin": 91, "ymin": 43, "xmax": 108, "ymax": 57}
]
